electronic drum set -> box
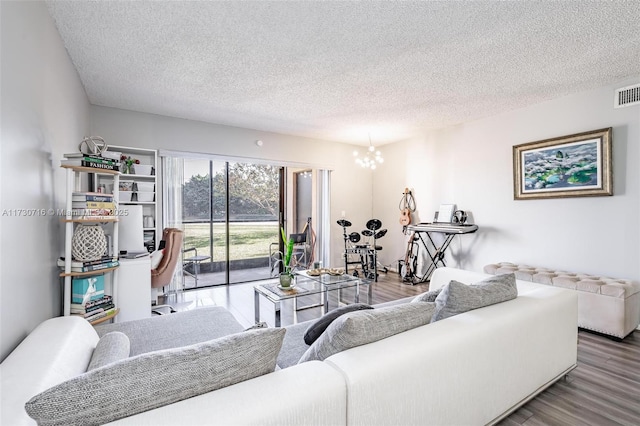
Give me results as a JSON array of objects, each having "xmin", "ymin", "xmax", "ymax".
[{"xmin": 338, "ymin": 218, "xmax": 388, "ymax": 281}]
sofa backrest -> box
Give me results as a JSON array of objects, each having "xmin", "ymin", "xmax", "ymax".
[
  {"xmin": 324, "ymin": 283, "xmax": 578, "ymax": 425},
  {"xmin": 1, "ymin": 316, "xmax": 99, "ymax": 425}
]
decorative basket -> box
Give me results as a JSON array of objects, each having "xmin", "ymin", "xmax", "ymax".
[{"xmin": 72, "ymin": 224, "xmax": 107, "ymax": 261}]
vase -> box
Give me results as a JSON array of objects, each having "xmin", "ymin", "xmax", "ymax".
[
  {"xmin": 279, "ymin": 273, "xmax": 292, "ymax": 288},
  {"xmin": 72, "ymin": 224, "xmax": 107, "ymax": 261}
]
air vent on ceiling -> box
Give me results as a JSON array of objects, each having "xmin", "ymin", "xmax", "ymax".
[{"xmin": 614, "ymin": 83, "xmax": 640, "ymax": 108}]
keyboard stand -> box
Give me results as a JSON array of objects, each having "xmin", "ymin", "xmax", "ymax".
[{"xmin": 404, "ymin": 223, "xmax": 479, "ymax": 284}]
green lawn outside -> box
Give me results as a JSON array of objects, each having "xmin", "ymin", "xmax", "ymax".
[{"xmin": 183, "ymin": 222, "xmax": 279, "ymax": 261}]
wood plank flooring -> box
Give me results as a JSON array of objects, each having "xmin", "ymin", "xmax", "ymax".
[
  {"xmin": 500, "ymin": 330, "xmax": 640, "ymax": 426},
  {"xmin": 164, "ymin": 270, "xmax": 640, "ymax": 426}
]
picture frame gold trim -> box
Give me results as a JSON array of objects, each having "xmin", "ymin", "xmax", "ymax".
[{"xmin": 513, "ymin": 128, "xmax": 612, "ymax": 200}]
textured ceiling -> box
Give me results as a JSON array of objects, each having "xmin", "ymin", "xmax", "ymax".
[{"xmin": 45, "ymin": 1, "xmax": 640, "ymax": 145}]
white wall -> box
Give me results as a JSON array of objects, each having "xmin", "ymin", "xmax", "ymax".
[
  {"xmin": 375, "ymin": 79, "xmax": 640, "ymax": 281},
  {"xmin": 90, "ymin": 106, "xmax": 373, "ymax": 271},
  {"xmin": 0, "ymin": 1, "xmax": 91, "ymax": 361}
]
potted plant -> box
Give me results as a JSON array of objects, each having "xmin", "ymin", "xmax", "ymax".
[
  {"xmin": 279, "ymin": 227, "xmax": 294, "ymax": 287},
  {"xmin": 120, "ymin": 155, "xmax": 140, "ymax": 174}
]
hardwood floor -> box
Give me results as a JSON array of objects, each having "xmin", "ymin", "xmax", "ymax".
[
  {"xmin": 164, "ymin": 270, "xmax": 640, "ymax": 426},
  {"xmin": 499, "ymin": 330, "xmax": 640, "ymax": 426}
]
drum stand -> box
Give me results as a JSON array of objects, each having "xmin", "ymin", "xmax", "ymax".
[
  {"xmin": 359, "ymin": 219, "xmax": 388, "ymax": 282},
  {"xmin": 338, "ymin": 219, "xmax": 364, "ymax": 275},
  {"xmin": 338, "ymin": 218, "xmax": 388, "ymax": 282}
]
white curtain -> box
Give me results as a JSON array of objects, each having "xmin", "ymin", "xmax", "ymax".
[
  {"xmin": 161, "ymin": 155, "xmax": 184, "ymax": 293},
  {"xmin": 316, "ymin": 169, "xmax": 331, "ymax": 267}
]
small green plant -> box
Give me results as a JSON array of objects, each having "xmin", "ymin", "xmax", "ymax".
[{"xmin": 280, "ymin": 227, "xmax": 294, "ymax": 275}]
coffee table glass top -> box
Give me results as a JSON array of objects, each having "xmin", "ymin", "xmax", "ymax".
[
  {"xmin": 254, "ymin": 271, "xmax": 360, "ymax": 303},
  {"xmin": 295, "ymin": 269, "xmax": 360, "ymax": 285}
]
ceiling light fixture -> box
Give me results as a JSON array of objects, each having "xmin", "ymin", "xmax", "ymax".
[{"xmin": 353, "ymin": 134, "xmax": 384, "ymax": 170}]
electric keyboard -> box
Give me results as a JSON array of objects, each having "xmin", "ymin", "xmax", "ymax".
[{"xmin": 407, "ymin": 223, "xmax": 479, "ymax": 234}]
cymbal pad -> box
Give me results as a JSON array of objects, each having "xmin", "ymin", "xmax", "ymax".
[{"xmin": 366, "ymin": 219, "xmax": 382, "ymax": 230}]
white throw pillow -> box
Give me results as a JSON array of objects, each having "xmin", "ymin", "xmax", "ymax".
[{"xmin": 150, "ymin": 249, "xmax": 164, "ymax": 269}]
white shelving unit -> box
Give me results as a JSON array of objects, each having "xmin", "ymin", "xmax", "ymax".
[
  {"xmin": 61, "ymin": 165, "xmax": 120, "ymax": 322},
  {"xmin": 92, "ymin": 146, "xmax": 159, "ymax": 252}
]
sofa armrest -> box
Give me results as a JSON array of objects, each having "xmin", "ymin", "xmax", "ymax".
[
  {"xmin": 1, "ymin": 316, "xmax": 99, "ymax": 426},
  {"xmin": 106, "ymin": 361, "xmax": 347, "ymax": 425}
]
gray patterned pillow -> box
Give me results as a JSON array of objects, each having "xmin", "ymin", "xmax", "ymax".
[
  {"xmin": 431, "ymin": 273, "xmax": 517, "ymax": 322},
  {"xmin": 25, "ymin": 328, "xmax": 285, "ymax": 426},
  {"xmin": 411, "ymin": 288, "xmax": 442, "ymax": 303},
  {"xmin": 87, "ymin": 331, "xmax": 130, "ymax": 371},
  {"xmin": 304, "ymin": 303, "xmax": 373, "ymax": 345},
  {"xmin": 298, "ymin": 302, "xmax": 435, "ymax": 363}
]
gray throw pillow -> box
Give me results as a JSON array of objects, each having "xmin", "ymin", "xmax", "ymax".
[
  {"xmin": 303, "ymin": 303, "xmax": 373, "ymax": 345},
  {"xmin": 298, "ymin": 302, "xmax": 435, "ymax": 363},
  {"xmin": 25, "ymin": 328, "xmax": 285, "ymax": 426},
  {"xmin": 411, "ymin": 288, "xmax": 442, "ymax": 303},
  {"xmin": 87, "ymin": 331, "xmax": 130, "ymax": 371},
  {"xmin": 431, "ymin": 273, "xmax": 517, "ymax": 322}
]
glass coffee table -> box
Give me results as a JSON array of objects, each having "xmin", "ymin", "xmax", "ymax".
[{"xmin": 254, "ymin": 271, "xmax": 369, "ymax": 327}]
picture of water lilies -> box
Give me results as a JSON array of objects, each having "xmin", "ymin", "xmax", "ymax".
[
  {"xmin": 513, "ymin": 128, "xmax": 612, "ymax": 200},
  {"xmin": 523, "ymin": 140, "xmax": 599, "ymax": 191}
]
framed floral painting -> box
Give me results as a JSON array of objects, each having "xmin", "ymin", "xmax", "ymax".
[{"xmin": 513, "ymin": 128, "xmax": 612, "ymax": 200}]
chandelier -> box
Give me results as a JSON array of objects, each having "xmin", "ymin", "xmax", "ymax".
[{"xmin": 353, "ymin": 135, "xmax": 384, "ymax": 169}]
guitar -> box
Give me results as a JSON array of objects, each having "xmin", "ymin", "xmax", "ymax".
[
  {"xmin": 400, "ymin": 208, "xmax": 411, "ymax": 226},
  {"xmin": 401, "ymin": 231, "xmax": 418, "ymax": 281},
  {"xmin": 399, "ymin": 188, "xmax": 413, "ymax": 226}
]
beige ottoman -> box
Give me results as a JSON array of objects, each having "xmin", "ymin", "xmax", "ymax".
[{"xmin": 484, "ymin": 262, "xmax": 640, "ymax": 339}]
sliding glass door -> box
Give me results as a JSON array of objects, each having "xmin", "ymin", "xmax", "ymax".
[
  {"xmin": 182, "ymin": 159, "xmax": 228, "ymax": 287},
  {"xmin": 228, "ymin": 162, "xmax": 281, "ymax": 284},
  {"xmin": 180, "ymin": 159, "xmax": 281, "ymax": 286},
  {"xmin": 163, "ymin": 151, "xmax": 330, "ymax": 288}
]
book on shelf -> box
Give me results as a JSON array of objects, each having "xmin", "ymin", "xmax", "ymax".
[
  {"xmin": 70, "ymin": 295, "xmax": 113, "ymax": 311},
  {"xmin": 100, "ymin": 151, "xmax": 122, "ymax": 161},
  {"xmin": 59, "ymin": 256, "xmax": 116, "ymax": 267},
  {"xmin": 62, "ymin": 155, "xmax": 121, "ymax": 169},
  {"xmin": 82, "ymin": 160, "xmax": 120, "ymax": 171},
  {"xmin": 64, "ymin": 152, "xmax": 118, "ymax": 160},
  {"xmin": 59, "ymin": 259, "xmax": 120, "ymax": 272},
  {"xmin": 72, "ymin": 208, "xmax": 115, "ymax": 217},
  {"xmin": 86, "ymin": 307, "xmax": 118, "ymax": 323},
  {"xmin": 71, "ymin": 302, "xmax": 115, "ymax": 317},
  {"xmin": 72, "ymin": 192, "xmax": 114, "ymax": 202},
  {"xmin": 74, "ymin": 262, "xmax": 118, "ymax": 273},
  {"xmin": 72, "ymin": 201, "xmax": 117, "ymax": 209},
  {"xmin": 72, "ymin": 215, "xmax": 117, "ymax": 221},
  {"xmin": 82, "ymin": 155, "xmax": 120, "ymax": 165}
]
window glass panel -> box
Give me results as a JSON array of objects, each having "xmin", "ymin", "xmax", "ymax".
[{"xmin": 228, "ymin": 162, "xmax": 280, "ymax": 283}]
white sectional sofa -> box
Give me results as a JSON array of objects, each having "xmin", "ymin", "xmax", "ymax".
[{"xmin": 1, "ymin": 267, "xmax": 578, "ymax": 426}]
